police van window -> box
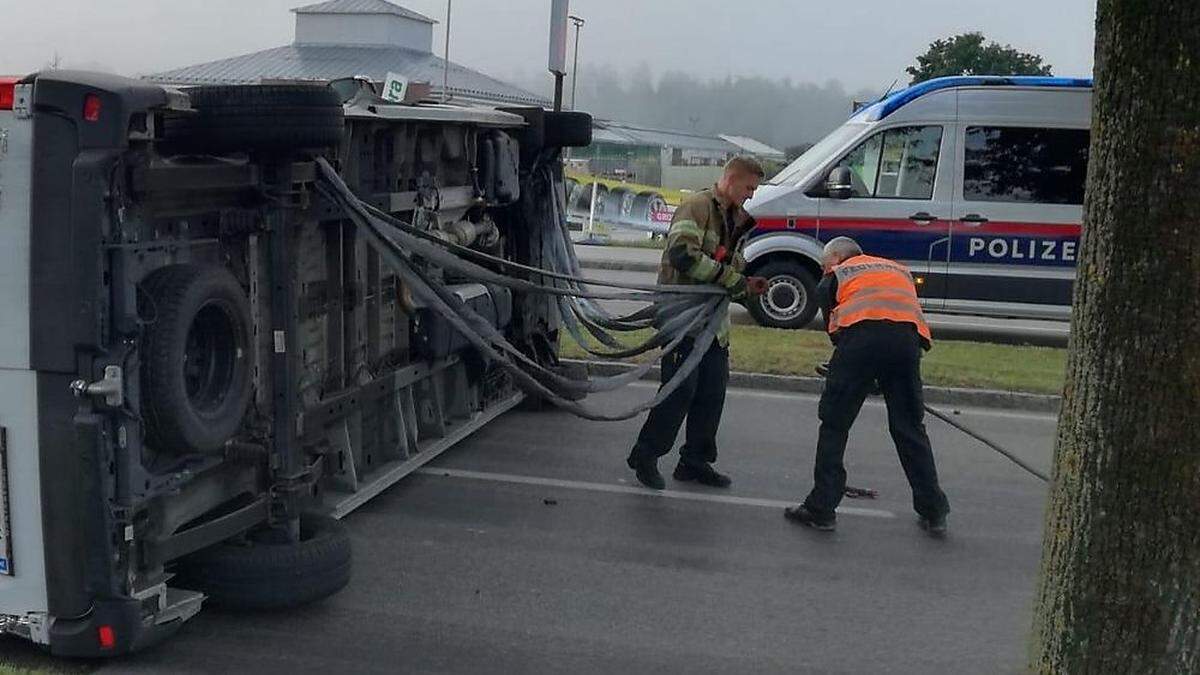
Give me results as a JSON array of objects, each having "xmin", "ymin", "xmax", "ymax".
[
  {"xmin": 963, "ymin": 127, "xmax": 1090, "ymax": 204},
  {"xmin": 833, "ymin": 126, "xmax": 943, "ymax": 200}
]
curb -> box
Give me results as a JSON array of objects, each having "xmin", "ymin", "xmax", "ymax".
[{"xmin": 561, "ymin": 358, "xmax": 1061, "ymax": 414}]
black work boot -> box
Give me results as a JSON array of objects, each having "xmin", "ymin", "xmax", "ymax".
[
  {"xmin": 918, "ymin": 514, "xmax": 948, "ymax": 538},
  {"xmin": 627, "ymin": 456, "xmax": 665, "ymax": 490},
  {"xmin": 784, "ymin": 504, "xmax": 837, "ymax": 532},
  {"xmin": 673, "ymin": 462, "xmax": 732, "ymax": 488}
]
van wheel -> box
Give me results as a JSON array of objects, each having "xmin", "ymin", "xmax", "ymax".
[
  {"xmin": 175, "ymin": 515, "xmax": 352, "ymax": 611},
  {"xmin": 746, "ymin": 261, "xmax": 819, "ymax": 329},
  {"xmin": 161, "ymin": 84, "xmax": 344, "ymax": 155},
  {"xmin": 140, "ymin": 265, "xmax": 253, "ymax": 454}
]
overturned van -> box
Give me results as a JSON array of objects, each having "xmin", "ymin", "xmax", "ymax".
[
  {"xmin": 0, "ymin": 70, "xmax": 589, "ymax": 656},
  {"xmin": 742, "ymin": 76, "xmax": 1092, "ymax": 329}
]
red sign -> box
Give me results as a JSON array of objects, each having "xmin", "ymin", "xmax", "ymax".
[{"xmin": 650, "ymin": 205, "xmax": 676, "ymax": 223}]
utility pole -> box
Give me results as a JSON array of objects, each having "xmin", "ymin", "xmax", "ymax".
[
  {"xmin": 548, "ymin": 0, "xmax": 569, "ymax": 112},
  {"xmin": 442, "ymin": 0, "xmax": 452, "ymax": 102},
  {"xmin": 569, "ymin": 15, "xmax": 585, "ymax": 110}
]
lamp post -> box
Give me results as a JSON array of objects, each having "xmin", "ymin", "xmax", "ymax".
[
  {"xmin": 569, "ymin": 14, "xmax": 585, "ymax": 110},
  {"xmin": 442, "ymin": 0, "xmax": 452, "ymax": 102}
]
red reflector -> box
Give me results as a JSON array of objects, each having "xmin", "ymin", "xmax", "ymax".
[
  {"xmin": 98, "ymin": 624, "xmax": 116, "ymax": 650},
  {"xmin": 83, "ymin": 93, "xmax": 102, "ymax": 122},
  {"xmin": 0, "ymin": 77, "xmax": 19, "ymax": 111}
]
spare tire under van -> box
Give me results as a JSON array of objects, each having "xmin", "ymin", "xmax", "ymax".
[{"xmin": 139, "ymin": 264, "xmax": 254, "ymax": 454}]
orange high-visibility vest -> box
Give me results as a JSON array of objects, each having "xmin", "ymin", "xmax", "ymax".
[{"xmin": 827, "ymin": 254, "xmax": 932, "ymax": 345}]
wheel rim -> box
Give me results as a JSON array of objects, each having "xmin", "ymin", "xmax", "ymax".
[
  {"xmin": 762, "ymin": 275, "xmax": 807, "ymax": 322},
  {"xmin": 183, "ymin": 302, "xmax": 239, "ymax": 414}
]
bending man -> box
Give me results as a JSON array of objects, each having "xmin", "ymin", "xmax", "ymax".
[{"xmin": 785, "ymin": 237, "xmax": 950, "ymax": 535}]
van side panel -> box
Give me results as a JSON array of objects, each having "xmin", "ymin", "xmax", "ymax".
[
  {"xmin": 944, "ymin": 89, "xmax": 1088, "ymax": 317},
  {"xmin": 955, "ymin": 88, "xmax": 1092, "ymax": 126}
]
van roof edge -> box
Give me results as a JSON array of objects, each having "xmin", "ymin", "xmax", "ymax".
[{"xmin": 860, "ymin": 76, "xmax": 1093, "ymax": 122}]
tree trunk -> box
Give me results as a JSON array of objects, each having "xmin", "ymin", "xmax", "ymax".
[{"xmin": 1030, "ymin": 1, "xmax": 1200, "ymax": 672}]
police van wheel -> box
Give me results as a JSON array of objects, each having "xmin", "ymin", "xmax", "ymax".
[
  {"xmin": 746, "ymin": 261, "xmax": 819, "ymax": 330},
  {"xmin": 160, "ymin": 84, "xmax": 344, "ymax": 155},
  {"xmin": 175, "ymin": 515, "xmax": 352, "ymax": 611},
  {"xmin": 140, "ymin": 264, "xmax": 253, "ymax": 454}
]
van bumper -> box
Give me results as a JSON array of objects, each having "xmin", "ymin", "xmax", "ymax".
[{"xmin": 48, "ymin": 590, "xmax": 203, "ymax": 657}]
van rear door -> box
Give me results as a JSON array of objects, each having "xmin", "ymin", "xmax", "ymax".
[
  {"xmin": 814, "ymin": 123, "xmax": 954, "ymax": 309},
  {"xmin": 0, "ymin": 79, "xmax": 52, "ymax": 623},
  {"xmin": 946, "ymin": 123, "xmax": 1087, "ymax": 318}
]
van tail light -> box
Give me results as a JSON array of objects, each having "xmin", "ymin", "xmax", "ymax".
[
  {"xmin": 0, "ymin": 78, "xmax": 19, "ymax": 111},
  {"xmin": 83, "ymin": 93, "xmax": 102, "ymax": 122},
  {"xmin": 98, "ymin": 624, "xmax": 116, "ymax": 650}
]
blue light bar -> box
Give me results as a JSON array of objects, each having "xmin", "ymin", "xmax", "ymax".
[{"xmin": 854, "ymin": 76, "xmax": 1094, "ymax": 122}]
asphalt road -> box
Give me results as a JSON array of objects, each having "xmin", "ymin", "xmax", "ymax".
[
  {"xmin": 78, "ymin": 384, "xmax": 1055, "ymax": 674},
  {"xmin": 572, "ymin": 243, "xmax": 1071, "ymax": 348}
]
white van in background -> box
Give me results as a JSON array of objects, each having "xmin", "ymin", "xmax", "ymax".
[{"xmin": 742, "ymin": 76, "xmax": 1092, "ymax": 329}]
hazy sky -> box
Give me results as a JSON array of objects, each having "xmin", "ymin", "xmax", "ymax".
[{"xmin": 2, "ymin": 0, "xmax": 1097, "ymax": 90}]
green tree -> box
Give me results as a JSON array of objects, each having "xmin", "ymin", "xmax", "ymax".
[
  {"xmin": 1029, "ymin": 0, "xmax": 1199, "ymax": 671},
  {"xmin": 906, "ymin": 32, "xmax": 1052, "ymax": 84}
]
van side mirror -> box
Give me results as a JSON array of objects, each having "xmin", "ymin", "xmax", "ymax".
[{"xmin": 825, "ymin": 167, "xmax": 854, "ymax": 200}]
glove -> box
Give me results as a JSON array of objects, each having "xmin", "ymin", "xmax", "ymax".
[
  {"xmin": 715, "ymin": 265, "xmax": 748, "ymax": 300},
  {"xmin": 746, "ymin": 276, "xmax": 769, "ymax": 296}
]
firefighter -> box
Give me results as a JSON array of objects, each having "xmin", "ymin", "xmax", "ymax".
[
  {"xmin": 626, "ymin": 156, "xmax": 769, "ymax": 490},
  {"xmin": 785, "ymin": 237, "xmax": 950, "ymax": 535}
]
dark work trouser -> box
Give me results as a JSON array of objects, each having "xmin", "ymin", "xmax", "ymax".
[
  {"xmin": 803, "ymin": 321, "xmax": 950, "ymax": 520},
  {"xmin": 629, "ymin": 339, "xmax": 729, "ymax": 467}
]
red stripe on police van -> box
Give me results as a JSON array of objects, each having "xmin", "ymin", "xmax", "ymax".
[{"xmin": 753, "ymin": 216, "xmax": 1079, "ymax": 238}]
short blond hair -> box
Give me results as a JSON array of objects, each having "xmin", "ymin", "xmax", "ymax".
[{"xmin": 724, "ymin": 155, "xmax": 765, "ymax": 178}]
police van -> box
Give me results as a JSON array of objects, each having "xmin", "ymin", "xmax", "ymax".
[{"xmin": 742, "ymin": 76, "xmax": 1091, "ymax": 329}]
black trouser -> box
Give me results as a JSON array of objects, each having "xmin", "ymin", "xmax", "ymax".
[
  {"xmin": 803, "ymin": 321, "xmax": 949, "ymax": 520},
  {"xmin": 629, "ymin": 339, "xmax": 729, "ymax": 467}
]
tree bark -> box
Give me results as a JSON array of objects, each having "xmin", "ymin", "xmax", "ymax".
[{"xmin": 1030, "ymin": 1, "xmax": 1200, "ymax": 672}]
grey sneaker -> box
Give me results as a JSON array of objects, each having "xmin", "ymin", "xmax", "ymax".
[
  {"xmin": 784, "ymin": 505, "xmax": 836, "ymax": 532},
  {"xmin": 918, "ymin": 515, "xmax": 948, "ymax": 538}
]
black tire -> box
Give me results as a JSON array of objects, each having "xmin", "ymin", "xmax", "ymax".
[
  {"xmin": 746, "ymin": 260, "xmax": 820, "ymax": 329},
  {"xmin": 176, "ymin": 515, "xmax": 352, "ymax": 611},
  {"xmin": 543, "ymin": 111, "xmax": 592, "ymax": 148},
  {"xmin": 140, "ymin": 264, "xmax": 253, "ymax": 454},
  {"xmin": 161, "ymin": 84, "xmax": 344, "ymax": 155}
]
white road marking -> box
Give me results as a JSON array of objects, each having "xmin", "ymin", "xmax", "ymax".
[
  {"xmin": 623, "ymin": 381, "xmax": 1059, "ymax": 421},
  {"xmin": 415, "ymin": 467, "xmax": 896, "ymax": 519}
]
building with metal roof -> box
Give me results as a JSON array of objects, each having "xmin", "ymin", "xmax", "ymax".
[
  {"xmin": 581, "ymin": 120, "xmax": 783, "ymax": 190},
  {"xmin": 595, "ymin": 121, "xmax": 740, "ymax": 156},
  {"xmin": 145, "ymin": 0, "xmax": 548, "ymax": 107},
  {"xmin": 718, "ymin": 134, "xmax": 786, "ymax": 161}
]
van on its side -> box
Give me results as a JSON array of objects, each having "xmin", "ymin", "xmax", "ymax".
[{"xmin": 742, "ymin": 76, "xmax": 1092, "ymax": 329}]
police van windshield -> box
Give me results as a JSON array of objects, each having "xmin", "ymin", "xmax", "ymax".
[{"xmin": 769, "ymin": 122, "xmax": 869, "ymax": 186}]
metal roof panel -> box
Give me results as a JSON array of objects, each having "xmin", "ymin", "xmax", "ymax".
[
  {"xmin": 145, "ymin": 44, "xmax": 547, "ymax": 106},
  {"xmin": 292, "ymin": 0, "xmax": 437, "ymax": 23}
]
